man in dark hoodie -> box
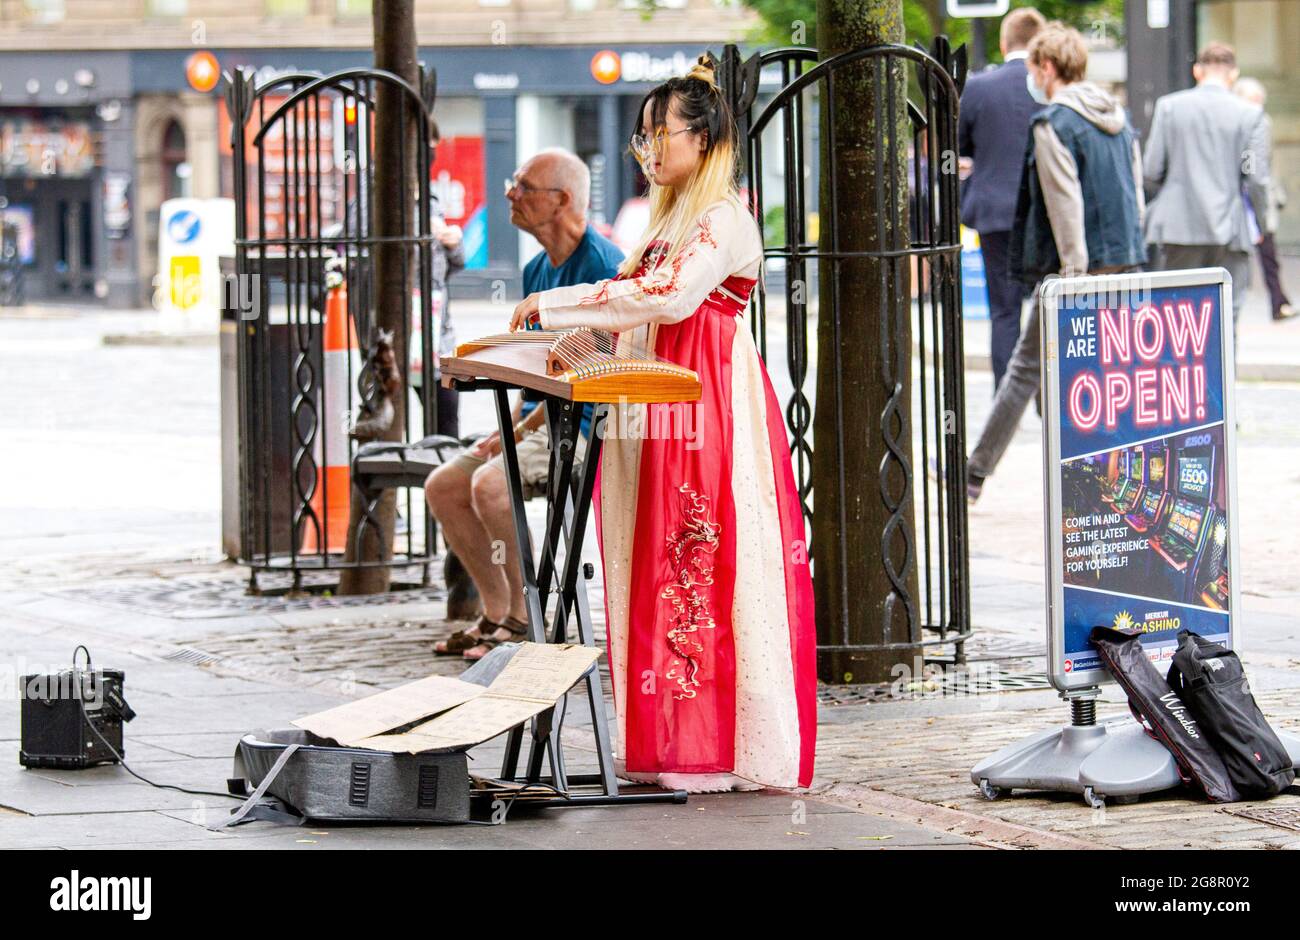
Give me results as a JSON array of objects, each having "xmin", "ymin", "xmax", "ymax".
[{"xmin": 963, "ymin": 22, "xmax": 1146, "ymax": 502}]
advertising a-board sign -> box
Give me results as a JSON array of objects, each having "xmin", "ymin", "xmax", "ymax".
[{"xmin": 1041, "ymin": 269, "xmax": 1240, "ymax": 690}]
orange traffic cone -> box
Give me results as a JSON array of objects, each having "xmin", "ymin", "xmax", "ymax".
[{"xmin": 302, "ymin": 283, "xmax": 359, "ymax": 554}]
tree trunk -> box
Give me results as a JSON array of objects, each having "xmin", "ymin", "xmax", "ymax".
[
  {"xmin": 338, "ymin": 0, "xmax": 420, "ymax": 595},
  {"xmin": 812, "ymin": 0, "xmax": 923, "ymax": 683}
]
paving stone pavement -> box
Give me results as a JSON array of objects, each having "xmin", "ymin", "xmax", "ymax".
[
  {"xmin": 0, "ymin": 557, "xmax": 993, "ymax": 850},
  {"xmin": 7, "ymin": 551, "xmax": 1300, "ymax": 850},
  {"xmin": 816, "ymin": 687, "xmax": 1300, "ymax": 850}
]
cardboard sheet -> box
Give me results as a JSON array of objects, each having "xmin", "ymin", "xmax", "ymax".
[
  {"xmin": 350, "ymin": 643, "xmax": 602, "ymax": 754},
  {"xmin": 291, "ymin": 674, "xmax": 484, "ymax": 744}
]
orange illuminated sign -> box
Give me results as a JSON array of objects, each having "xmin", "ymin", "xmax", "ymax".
[
  {"xmin": 590, "ymin": 50, "xmax": 621, "ymax": 85},
  {"xmin": 186, "ymin": 51, "xmax": 220, "ymax": 93}
]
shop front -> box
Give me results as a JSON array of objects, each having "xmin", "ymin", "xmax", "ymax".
[
  {"xmin": 0, "ymin": 129, "xmax": 98, "ymax": 302},
  {"xmin": 0, "ymin": 43, "xmax": 756, "ymax": 306},
  {"xmin": 0, "ymin": 52, "xmax": 136, "ymax": 307},
  {"xmin": 136, "ymin": 43, "xmax": 736, "ymax": 298}
]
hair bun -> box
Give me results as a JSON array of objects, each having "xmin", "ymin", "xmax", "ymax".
[{"xmin": 687, "ymin": 54, "xmax": 719, "ymax": 90}]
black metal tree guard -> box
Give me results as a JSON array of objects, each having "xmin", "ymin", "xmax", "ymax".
[
  {"xmin": 226, "ymin": 65, "xmax": 440, "ymax": 594},
  {"xmin": 717, "ymin": 38, "xmax": 973, "ymax": 674}
]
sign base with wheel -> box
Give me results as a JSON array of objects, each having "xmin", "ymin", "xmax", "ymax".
[
  {"xmin": 973, "ymin": 706, "xmax": 1300, "ymax": 809},
  {"xmin": 973, "ymin": 712, "xmax": 1178, "ymax": 810}
]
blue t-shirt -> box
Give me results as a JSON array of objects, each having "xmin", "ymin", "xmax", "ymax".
[{"xmin": 520, "ymin": 225, "xmax": 625, "ymax": 437}]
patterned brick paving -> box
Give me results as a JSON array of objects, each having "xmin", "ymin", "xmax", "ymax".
[{"xmin": 814, "ymin": 689, "xmax": 1300, "ymax": 849}]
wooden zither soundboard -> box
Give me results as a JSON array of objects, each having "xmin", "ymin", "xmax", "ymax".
[{"xmin": 440, "ymin": 328, "xmax": 701, "ymax": 403}]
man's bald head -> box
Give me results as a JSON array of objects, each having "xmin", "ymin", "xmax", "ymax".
[
  {"xmin": 509, "ymin": 147, "xmax": 591, "ymax": 244},
  {"xmin": 526, "ymin": 148, "xmax": 590, "ymax": 219}
]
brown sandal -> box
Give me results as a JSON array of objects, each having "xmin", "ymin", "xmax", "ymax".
[
  {"xmin": 434, "ymin": 615, "xmax": 498, "ymax": 656},
  {"xmin": 462, "ymin": 616, "xmax": 530, "ymax": 661}
]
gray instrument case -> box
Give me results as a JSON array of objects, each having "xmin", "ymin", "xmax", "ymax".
[
  {"xmin": 229, "ymin": 728, "xmax": 470, "ymax": 825},
  {"xmin": 222, "ymin": 646, "xmax": 525, "ymax": 827}
]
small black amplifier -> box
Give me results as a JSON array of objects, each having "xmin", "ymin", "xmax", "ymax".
[{"xmin": 20, "ymin": 659, "xmax": 135, "ymax": 770}]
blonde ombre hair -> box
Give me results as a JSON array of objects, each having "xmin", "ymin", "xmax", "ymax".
[{"xmin": 620, "ymin": 55, "xmax": 744, "ymax": 277}]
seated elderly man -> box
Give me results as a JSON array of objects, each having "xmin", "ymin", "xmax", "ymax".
[{"xmin": 426, "ymin": 148, "xmax": 623, "ymax": 661}]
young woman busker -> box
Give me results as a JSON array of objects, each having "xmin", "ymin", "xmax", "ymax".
[{"xmin": 508, "ymin": 56, "xmax": 816, "ymax": 793}]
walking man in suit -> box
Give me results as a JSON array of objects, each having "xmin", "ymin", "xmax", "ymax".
[
  {"xmin": 1144, "ymin": 42, "xmax": 1272, "ymax": 342},
  {"xmin": 958, "ymin": 6, "xmax": 1046, "ymax": 392}
]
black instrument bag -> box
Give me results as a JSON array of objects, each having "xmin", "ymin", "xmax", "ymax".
[
  {"xmin": 1168, "ymin": 630, "xmax": 1295, "ymax": 798},
  {"xmin": 1089, "ymin": 626, "xmax": 1240, "ymax": 803}
]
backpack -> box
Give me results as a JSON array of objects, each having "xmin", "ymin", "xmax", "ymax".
[
  {"xmin": 1167, "ymin": 630, "xmax": 1295, "ymax": 798},
  {"xmin": 1090, "ymin": 626, "xmax": 1240, "ymax": 803}
]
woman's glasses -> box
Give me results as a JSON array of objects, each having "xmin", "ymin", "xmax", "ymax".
[
  {"xmin": 630, "ymin": 126, "xmax": 694, "ymax": 159},
  {"xmin": 504, "ymin": 176, "xmax": 566, "ymax": 198}
]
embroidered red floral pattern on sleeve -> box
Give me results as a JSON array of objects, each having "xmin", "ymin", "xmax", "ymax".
[{"xmin": 577, "ymin": 215, "xmax": 719, "ymax": 310}]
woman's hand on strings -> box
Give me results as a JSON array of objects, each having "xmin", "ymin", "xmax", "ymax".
[{"xmin": 509, "ymin": 294, "xmax": 541, "ymax": 332}]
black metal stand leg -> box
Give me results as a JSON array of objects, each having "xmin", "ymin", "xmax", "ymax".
[
  {"xmin": 553, "ymin": 411, "xmax": 619, "ymax": 795},
  {"xmin": 535, "ymin": 402, "xmax": 574, "ymax": 610},
  {"xmin": 492, "ymin": 386, "xmax": 547, "ymax": 642},
  {"xmin": 543, "ymin": 402, "xmax": 585, "ymax": 645},
  {"xmin": 519, "ymin": 404, "xmax": 621, "ymax": 797},
  {"xmin": 525, "ymin": 707, "xmax": 568, "ymax": 785},
  {"xmin": 493, "ymin": 388, "xmax": 565, "ymax": 790},
  {"xmin": 501, "ymin": 726, "xmax": 523, "ymax": 782},
  {"xmin": 449, "ymin": 381, "xmax": 681, "ymax": 808},
  {"xmin": 519, "ymin": 402, "xmax": 583, "ymax": 787}
]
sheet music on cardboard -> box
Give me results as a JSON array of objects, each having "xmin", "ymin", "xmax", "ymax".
[
  {"xmin": 292, "ymin": 643, "xmax": 601, "ymax": 754},
  {"xmin": 290, "ymin": 675, "xmax": 484, "ymax": 744}
]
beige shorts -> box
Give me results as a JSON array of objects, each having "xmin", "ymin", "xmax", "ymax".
[{"xmin": 450, "ymin": 423, "xmax": 588, "ymax": 499}]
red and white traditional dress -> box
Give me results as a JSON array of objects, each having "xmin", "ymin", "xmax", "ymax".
[{"xmin": 537, "ymin": 197, "xmax": 816, "ymax": 789}]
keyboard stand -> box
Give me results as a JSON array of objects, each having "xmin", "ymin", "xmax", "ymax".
[{"xmin": 450, "ymin": 378, "xmax": 687, "ymax": 810}]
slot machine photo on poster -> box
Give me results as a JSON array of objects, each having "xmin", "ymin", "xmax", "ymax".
[{"xmin": 1040, "ymin": 269, "xmax": 1242, "ymax": 691}]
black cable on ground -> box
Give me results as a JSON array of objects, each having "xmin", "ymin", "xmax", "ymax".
[
  {"xmin": 77, "ymin": 708, "xmax": 244, "ymax": 802},
  {"xmin": 67, "ymin": 646, "xmax": 243, "ymax": 803}
]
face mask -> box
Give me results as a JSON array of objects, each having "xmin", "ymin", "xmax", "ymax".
[{"xmin": 1026, "ymin": 70, "xmax": 1049, "ymax": 105}]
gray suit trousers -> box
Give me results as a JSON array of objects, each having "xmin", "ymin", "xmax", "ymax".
[{"xmin": 1154, "ymin": 244, "xmax": 1250, "ymax": 345}]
